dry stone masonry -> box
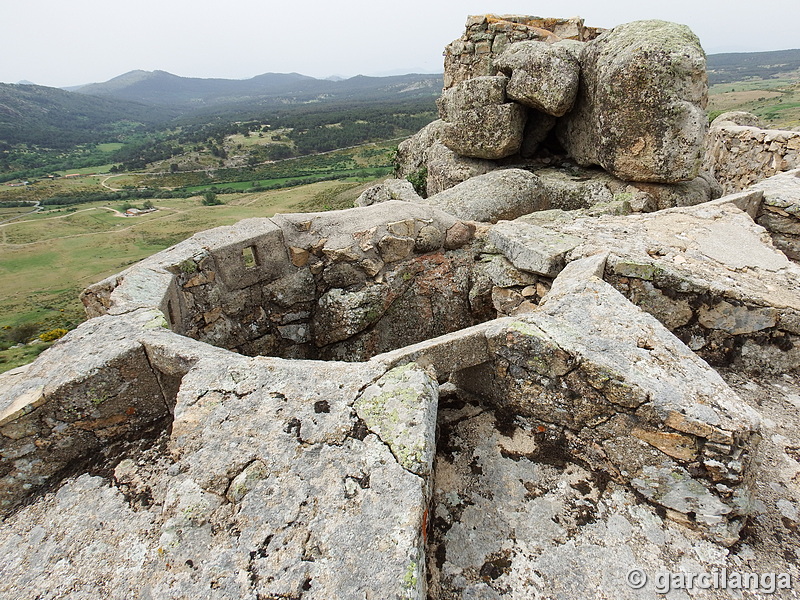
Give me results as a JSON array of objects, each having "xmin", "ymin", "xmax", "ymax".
[
  {"xmin": 705, "ymin": 111, "xmax": 800, "ymax": 194},
  {"xmin": 2, "ymin": 14, "xmax": 800, "ymax": 600}
]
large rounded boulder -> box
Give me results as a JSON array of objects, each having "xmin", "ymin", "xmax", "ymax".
[{"xmin": 557, "ymin": 20, "xmax": 708, "ymax": 183}]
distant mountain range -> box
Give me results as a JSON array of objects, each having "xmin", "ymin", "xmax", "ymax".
[
  {"xmin": 69, "ymin": 70, "xmax": 444, "ymax": 110},
  {"xmin": 0, "ymin": 71, "xmax": 443, "ymax": 148},
  {"xmin": 60, "ymin": 47, "xmax": 800, "ymax": 108}
]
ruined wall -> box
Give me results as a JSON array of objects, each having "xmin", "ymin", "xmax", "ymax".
[
  {"xmin": 4, "ymin": 16, "xmax": 800, "ymax": 599},
  {"xmin": 443, "ymin": 15, "xmax": 602, "ymax": 89},
  {"xmin": 705, "ymin": 112, "xmax": 800, "ymax": 194},
  {"xmin": 4, "ymin": 164, "xmax": 800, "ymax": 600},
  {"xmin": 82, "ymin": 202, "xmax": 489, "ymax": 362}
]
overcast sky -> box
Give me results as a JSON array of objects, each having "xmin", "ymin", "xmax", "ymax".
[{"xmin": 2, "ymin": 0, "xmax": 798, "ymax": 88}]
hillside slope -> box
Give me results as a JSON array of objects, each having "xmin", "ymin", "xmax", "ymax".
[
  {"xmin": 707, "ymin": 48, "xmax": 800, "ymax": 84},
  {"xmin": 72, "ymin": 70, "xmax": 443, "ymax": 109},
  {"xmin": 0, "ymin": 83, "xmax": 177, "ymax": 147}
]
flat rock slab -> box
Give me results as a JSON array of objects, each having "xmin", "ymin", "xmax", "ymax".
[
  {"xmin": 0, "ymin": 323, "xmax": 433, "ymax": 600},
  {"xmin": 751, "ymin": 168, "xmax": 800, "ymax": 261},
  {"xmin": 451, "ymin": 255, "xmax": 760, "ymax": 544},
  {"xmin": 488, "ymin": 220, "xmax": 585, "ymax": 276},
  {"xmin": 498, "ymin": 197, "xmax": 800, "ymax": 370},
  {"xmin": 423, "ymin": 168, "xmax": 545, "ymax": 223}
]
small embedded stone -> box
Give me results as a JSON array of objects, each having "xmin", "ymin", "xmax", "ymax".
[
  {"xmin": 632, "ymin": 427, "xmax": 698, "ymax": 462},
  {"xmin": 288, "ymin": 246, "xmax": 310, "ymax": 267},
  {"xmin": 444, "ymin": 222, "xmax": 475, "ymax": 249},
  {"xmin": 414, "ymin": 225, "xmax": 445, "ymax": 253},
  {"xmin": 378, "ymin": 235, "xmax": 415, "ymax": 263}
]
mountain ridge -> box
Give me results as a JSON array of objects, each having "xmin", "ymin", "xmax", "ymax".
[{"xmin": 70, "ymin": 70, "xmax": 443, "ymax": 109}]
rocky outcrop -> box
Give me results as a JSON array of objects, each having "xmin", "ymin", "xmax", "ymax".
[
  {"xmin": 397, "ymin": 16, "xmax": 713, "ymax": 209},
  {"xmin": 494, "ymin": 40, "xmax": 581, "ymax": 117},
  {"xmin": 704, "ymin": 111, "xmax": 800, "ymax": 194},
  {"xmin": 420, "ymin": 168, "xmax": 545, "ymax": 222},
  {"xmin": 380, "ymin": 161, "xmax": 721, "ymax": 223},
  {"xmin": 556, "ymin": 20, "xmax": 708, "ymax": 182},
  {"xmin": 750, "ymin": 168, "xmax": 800, "ymax": 261},
  {"xmin": 0, "ymin": 203, "xmax": 784, "ymax": 595},
  {"xmin": 394, "ymin": 120, "xmax": 496, "ymax": 196},
  {"xmin": 437, "ymin": 76, "xmax": 527, "ymax": 159},
  {"xmin": 492, "ymin": 188, "xmax": 800, "ymax": 372},
  {"xmin": 355, "ymin": 178, "xmax": 421, "ymax": 206}
]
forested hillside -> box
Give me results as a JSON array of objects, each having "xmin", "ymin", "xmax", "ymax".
[
  {"xmin": 72, "ymin": 70, "xmax": 443, "ymax": 109},
  {"xmin": 0, "ymin": 72, "xmax": 441, "ymax": 181},
  {"xmin": 0, "ymin": 83, "xmax": 176, "ymax": 147},
  {"xmin": 707, "ymin": 49, "xmax": 800, "ymax": 84}
]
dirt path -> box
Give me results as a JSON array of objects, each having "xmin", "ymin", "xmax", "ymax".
[
  {"xmin": 0, "ymin": 206, "xmax": 180, "ymax": 248},
  {"xmin": 0, "ymin": 202, "xmax": 42, "ymax": 226}
]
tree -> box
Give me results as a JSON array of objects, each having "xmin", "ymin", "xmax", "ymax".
[{"xmin": 201, "ymin": 191, "xmax": 222, "ymax": 206}]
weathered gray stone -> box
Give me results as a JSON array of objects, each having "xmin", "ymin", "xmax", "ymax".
[
  {"xmin": 505, "ymin": 188, "xmax": 800, "ymax": 371},
  {"xmin": 494, "ymin": 40, "xmax": 580, "ymax": 116},
  {"xmin": 557, "ymin": 20, "xmax": 707, "ymax": 182},
  {"xmin": 704, "ymin": 117, "xmax": 800, "ymax": 194},
  {"xmin": 447, "ymin": 254, "xmax": 760, "ymax": 545},
  {"xmin": 354, "ymin": 363, "xmax": 438, "ymax": 476},
  {"xmin": 414, "ymin": 224, "xmax": 445, "ymax": 253},
  {"xmin": 437, "ymin": 75, "xmax": 508, "ymax": 120},
  {"xmin": 394, "ymin": 119, "xmax": 448, "ymax": 183},
  {"xmin": 0, "ymin": 309, "xmax": 172, "ymax": 516},
  {"xmin": 355, "ymin": 178, "xmax": 422, "ymax": 207},
  {"xmin": 423, "ymin": 141, "xmax": 496, "ymax": 196},
  {"xmin": 423, "ymin": 168, "xmax": 545, "ymax": 222},
  {"xmin": 7, "ymin": 16, "xmax": 800, "ymax": 600},
  {"xmin": 312, "ymin": 286, "xmax": 389, "ymax": 346},
  {"xmin": 440, "ymin": 102, "xmax": 527, "ymax": 160},
  {"xmin": 633, "ymin": 175, "xmax": 719, "ymax": 209},
  {"xmin": 479, "ymin": 253, "xmax": 538, "ymax": 288},
  {"xmin": 488, "ymin": 220, "xmax": 583, "ymax": 275},
  {"xmin": 711, "ymin": 110, "xmax": 765, "ymax": 128},
  {"xmin": 697, "ymin": 301, "xmax": 778, "ymax": 335},
  {"xmin": 437, "ymin": 75, "xmax": 525, "ymax": 161},
  {"xmin": 751, "ymin": 169, "xmax": 800, "ymax": 260}
]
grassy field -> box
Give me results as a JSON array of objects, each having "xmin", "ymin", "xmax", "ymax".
[
  {"xmin": 708, "ymin": 78, "xmax": 800, "ymax": 129},
  {"xmin": 0, "ymin": 179, "xmax": 373, "ymax": 372}
]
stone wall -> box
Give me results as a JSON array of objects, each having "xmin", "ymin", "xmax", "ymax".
[
  {"xmin": 82, "ymin": 202, "xmax": 487, "ymax": 362},
  {"xmin": 704, "ymin": 111, "xmax": 800, "ymax": 195},
  {"xmin": 443, "ymin": 15, "xmax": 602, "ymax": 89}
]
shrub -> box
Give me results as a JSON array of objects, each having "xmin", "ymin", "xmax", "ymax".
[
  {"xmin": 201, "ymin": 191, "xmax": 223, "ymax": 206},
  {"xmin": 6, "ymin": 323, "xmax": 39, "ymax": 344},
  {"xmin": 39, "ymin": 328, "xmax": 69, "ymax": 342},
  {"xmin": 406, "ymin": 167, "xmax": 428, "ymax": 198}
]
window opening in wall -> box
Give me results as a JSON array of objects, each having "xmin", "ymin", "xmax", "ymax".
[{"xmin": 242, "ymin": 246, "xmax": 259, "ymax": 269}]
